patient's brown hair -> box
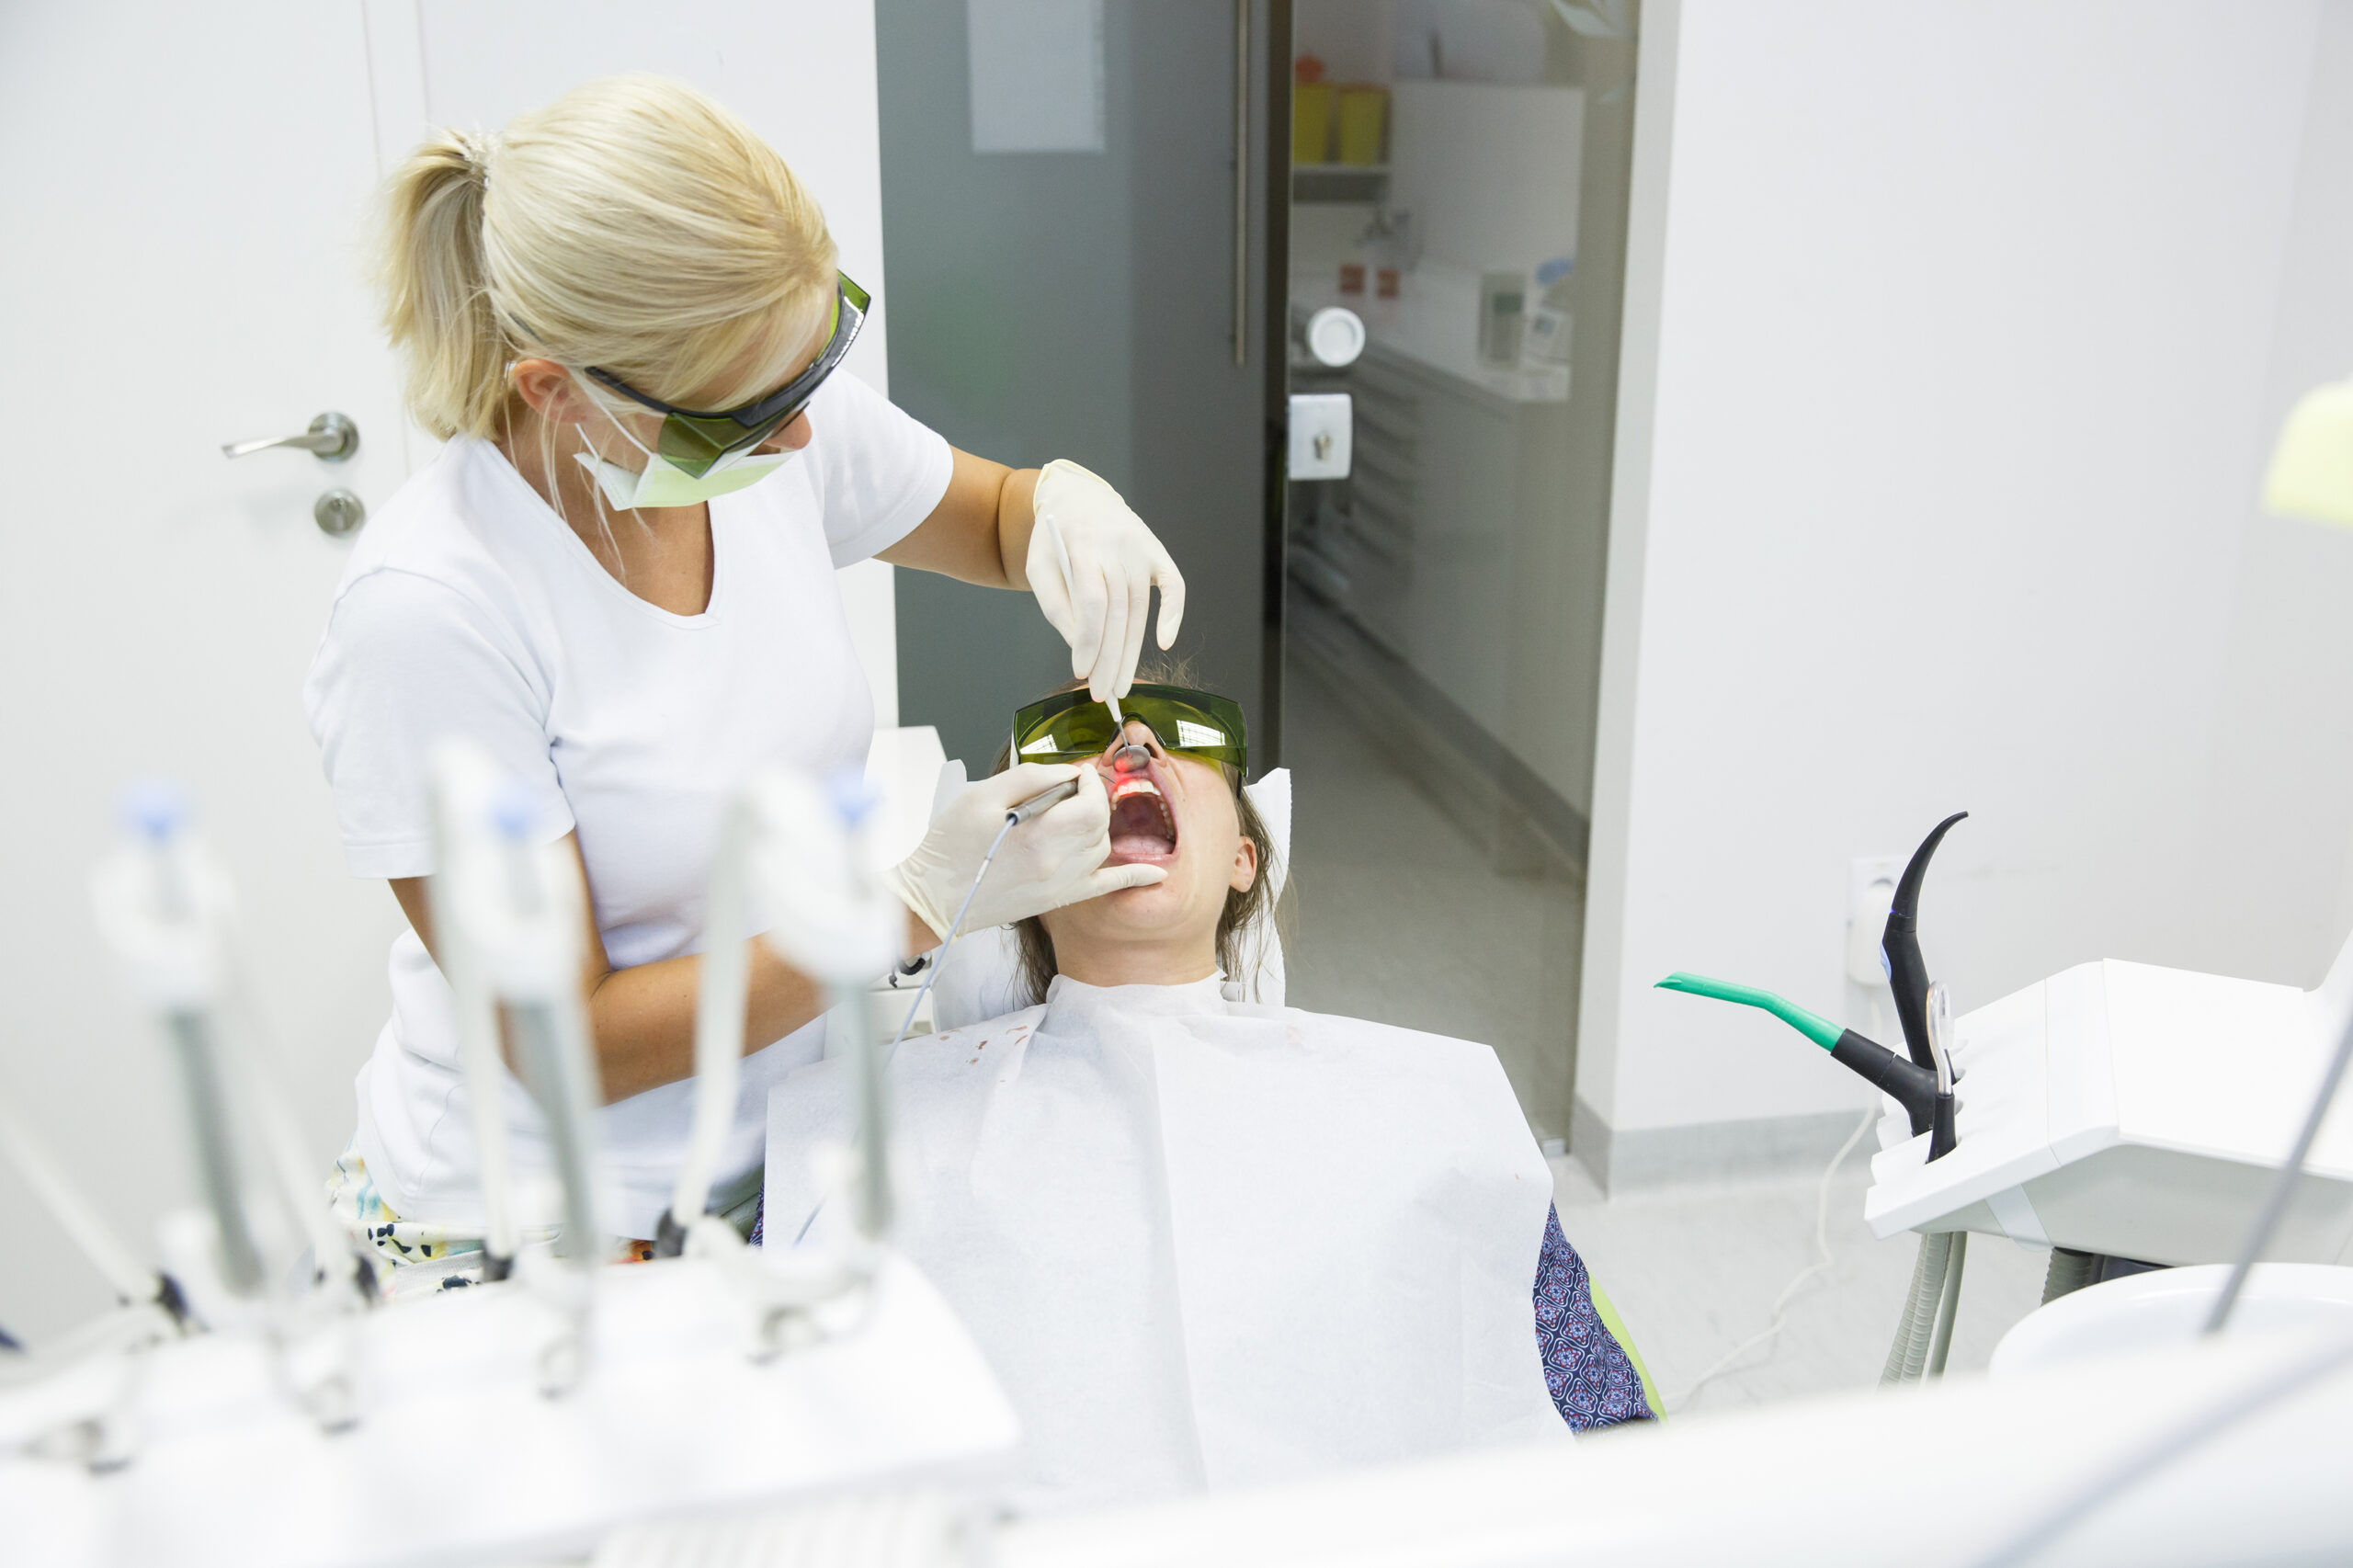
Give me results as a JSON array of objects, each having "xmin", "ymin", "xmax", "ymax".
[{"xmin": 992, "ymin": 664, "xmax": 1280, "ymax": 1006}]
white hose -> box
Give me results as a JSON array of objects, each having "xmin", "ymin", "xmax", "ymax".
[{"xmin": 1671, "ymin": 1096, "xmax": 1878, "ymax": 1411}]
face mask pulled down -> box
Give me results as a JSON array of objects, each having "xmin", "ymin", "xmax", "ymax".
[{"xmin": 573, "ymin": 407, "xmax": 796, "ymax": 511}]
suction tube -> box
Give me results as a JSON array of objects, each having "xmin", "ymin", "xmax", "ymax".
[
  {"xmin": 1657, "ymin": 972, "xmax": 1940, "ymax": 1139},
  {"xmin": 1883, "ymin": 812, "xmax": 1968, "ymax": 1074}
]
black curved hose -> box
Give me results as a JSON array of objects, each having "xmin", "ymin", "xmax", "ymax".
[{"xmin": 1883, "ymin": 812, "xmax": 1968, "ymax": 1073}]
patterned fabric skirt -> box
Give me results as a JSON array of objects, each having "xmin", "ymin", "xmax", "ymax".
[
  {"xmin": 323, "ymin": 1144, "xmax": 654, "ymax": 1301},
  {"xmin": 1534, "ymin": 1205, "xmax": 1657, "ymax": 1429}
]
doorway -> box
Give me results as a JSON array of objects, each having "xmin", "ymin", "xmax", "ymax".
[
  {"xmin": 880, "ymin": 0, "xmax": 1290, "ymax": 773},
  {"xmin": 1277, "ymin": 0, "xmax": 1642, "ymax": 1145}
]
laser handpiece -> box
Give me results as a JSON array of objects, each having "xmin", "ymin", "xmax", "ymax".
[{"xmin": 1009, "ymin": 778, "xmax": 1082, "ymax": 824}]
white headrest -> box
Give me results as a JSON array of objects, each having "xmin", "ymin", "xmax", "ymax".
[{"xmin": 928, "ymin": 765, "xmax": 1291, "ymax": 1032}]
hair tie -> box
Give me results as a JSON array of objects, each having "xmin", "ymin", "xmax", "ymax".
[{"xmin": 456, "ymin": 129, "xmax": 496, "ymax": 190}]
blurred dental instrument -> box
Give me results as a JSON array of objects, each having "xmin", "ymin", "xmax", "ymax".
[
  {"xmin": 663, "ymin": 767, "xmax": 904, "ymax": 1258},
  {"xmin": 426, "ymin": 744, "xmax": 526, "ymax": 1282},
  {"xmin": 90, "ymin": 785, "xmax": 267, "ymax": 1304},
  {"xmin": 7, "ymin": 768, "xmax": 1024, "ymax": 1561},
  {"xmin": 86, "ymin": 783, "xmax": 381, "ymax": 1435},
  {"xmin": 89, "ymin": 785, "xmax": 368, "ymax": 1325},
  {"xmin": 426, "ymin": 742, "xmax": 607, "ymax": 1389}
]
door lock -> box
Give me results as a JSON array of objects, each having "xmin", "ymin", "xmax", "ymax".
[{"xmin": 313, "ymin": 489, "xmax": 367, "ymax": 538}]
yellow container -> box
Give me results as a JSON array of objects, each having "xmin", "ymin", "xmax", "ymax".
[
  {"xmin": 1292, "ymin": 83, "xmax": 1334, "ymax": 165},
  {"xmin": 1336, "ymin": 85, "xmax": 1387, "ymax": 165}
]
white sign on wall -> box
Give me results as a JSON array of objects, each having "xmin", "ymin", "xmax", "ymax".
[{"xmin": 967, "ymin": 0, "xmax": 1106, "ymax": 153}]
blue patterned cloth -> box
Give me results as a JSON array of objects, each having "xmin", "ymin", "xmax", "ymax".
[
  {"xmin": 753, "ymin": 1193, "xmax": 1653, "ymax": 1431},
  {"xmin": 1536, "ymin": 1204, "xmax": 1654, "ymax": 1429}
]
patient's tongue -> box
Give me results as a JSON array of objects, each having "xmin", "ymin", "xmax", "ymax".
[{"xmin": 1108, "ymin": 794, "xmax": 1173, "ymax": 858}]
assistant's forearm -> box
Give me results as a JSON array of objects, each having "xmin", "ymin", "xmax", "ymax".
[
  {"xmin": 995, "ymin": 465, "xmax": 1041, "ymax": 590},
  {"xmin": 583, "ymin": 938, "xmax": 824, "ymax": 1103},
  {"xmin": 582, "ymin": 907, "xmax": 942, "ymax": 1102}
]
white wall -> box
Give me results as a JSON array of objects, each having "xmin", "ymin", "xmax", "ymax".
[{"xmin": 1581, "ymin": 1, "xmax": 2352, "ymax": 1167}]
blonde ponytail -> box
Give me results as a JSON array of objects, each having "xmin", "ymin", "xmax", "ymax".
[
  {"xmin": 374, "ymin": 76, "xmax": 839, "ymax": 441},
  {"xmin": 378, "ymin": 130, "xmax": 508, "ymax": 439}
]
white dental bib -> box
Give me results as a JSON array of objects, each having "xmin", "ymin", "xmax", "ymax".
[{"xmin": 764, "ymin": 975, "xmax": 1564, "ymax": 1513}]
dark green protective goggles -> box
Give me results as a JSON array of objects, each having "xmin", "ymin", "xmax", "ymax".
[
  {"xmin": 1010, "ymin": 684, "xmax": 1250, "ymax": 774},
  {"xmin": 584, "ymin": 273, "xmax": 870, "ymax": 478}
]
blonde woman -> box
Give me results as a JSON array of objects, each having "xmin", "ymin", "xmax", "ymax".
[{"xmin": 304, "ymin": 77, "xmax": 1182, "ymax": 1285}]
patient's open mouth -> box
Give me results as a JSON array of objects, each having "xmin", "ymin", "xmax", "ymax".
[{"xmin": 1107, "ymin": 773, "xmax": 1178, "ymax": 865}]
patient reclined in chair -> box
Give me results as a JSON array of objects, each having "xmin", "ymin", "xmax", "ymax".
[{"xmin": 760, "ymin": 677, "xmax": 1653, "ymax": 1512}]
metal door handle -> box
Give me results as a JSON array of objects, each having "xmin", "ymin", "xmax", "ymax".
[
  {"xmin": 1233, "ymin": 0, "xmax": 1250, "ymax": 367},
  {"xmin": 222, "ymin": 411, "xmax": 358, "ymax": 462}
]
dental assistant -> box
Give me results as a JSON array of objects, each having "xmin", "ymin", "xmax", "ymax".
[{"xmin": 302, "ymin": 76, "xmax": 1180, "ymax": 1273}]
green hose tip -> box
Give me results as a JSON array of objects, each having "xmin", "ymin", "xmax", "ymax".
[{"xmin": 1655, "ymin": 971, "xmax": 1840, "ymax": 1051}]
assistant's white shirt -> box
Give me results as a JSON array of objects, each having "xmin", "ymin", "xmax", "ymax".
[
  {"xmin": 306, "ymin": 371, "xmax": 952, "ymax": 1238},
  {"xmin": 767, "ymin": 977, "xmax": 1565, "ymax": 1514}
]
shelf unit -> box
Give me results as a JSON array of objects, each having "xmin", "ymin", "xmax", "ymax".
[{"xmin": 1292, "ymin": 162, "xmax": 1389, "ymax": 204}]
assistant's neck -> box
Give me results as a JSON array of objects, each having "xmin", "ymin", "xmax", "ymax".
[{"xmin": 494, "ymin": 406, "xmax": 712, "ymax": 614}]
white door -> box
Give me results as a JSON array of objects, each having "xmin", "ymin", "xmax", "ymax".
[
  {"xmin": 0, "ymin": 2, "xmax": 412, "ymax": 1341},
  {"xmin": 0, "ymin": 0, "xmax": 896, "ymax": 1342}
]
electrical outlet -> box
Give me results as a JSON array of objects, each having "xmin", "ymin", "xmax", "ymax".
[
  {"xmin": 1846, "ymin": 854, "xmax": 1905, "ymax": 987},
  {"xmin": 1287, "ymin": 392, "xmax": 1353, "ymax": 481}
]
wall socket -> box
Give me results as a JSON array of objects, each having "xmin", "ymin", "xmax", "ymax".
[{"xmin": 1846, "ymin": 854, "xmax": 1907, "ymax": 988}]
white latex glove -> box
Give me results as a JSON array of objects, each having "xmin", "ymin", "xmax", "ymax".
[
  {"xmin": 1025, "ymin": 459, "xmax": 1188, "ymax": 701},
  {"xmin": 883, "ymin": 762, "xmax": 1166, "ymax": 942}
]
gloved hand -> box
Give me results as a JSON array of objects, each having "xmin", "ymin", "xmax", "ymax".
[
  {"xmin": 1025, "ymin": 459, "xmax": 1188, "ymax": 701},
  {"xmin": 883, "ymin": 762, "xmax": 1167, "ymax": 942}
]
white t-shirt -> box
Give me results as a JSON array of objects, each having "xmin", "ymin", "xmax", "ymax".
[{"xmin": 305, "ymin": 370, "xmax": 953, "ymax": 1238}]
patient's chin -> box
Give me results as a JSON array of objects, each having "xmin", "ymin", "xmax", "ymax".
[{"xmin": 1067, "ymin": 866, "xmax": 1191, "ymax": 930}]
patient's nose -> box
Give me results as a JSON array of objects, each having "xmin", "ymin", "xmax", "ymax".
[{"xmin": 1108, "ymin": 722, "xmax": 1154, "ymax": 773}]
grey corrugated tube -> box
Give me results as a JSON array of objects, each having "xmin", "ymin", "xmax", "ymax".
[{"xmin": 1881, "ymin": 1231, "xmax": 1955, "ymax": 1384}]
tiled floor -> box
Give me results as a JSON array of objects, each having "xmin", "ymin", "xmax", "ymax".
[{"xmin": 1279, "ymin": 657, "xmax": 2057, "ymax": 1414}]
